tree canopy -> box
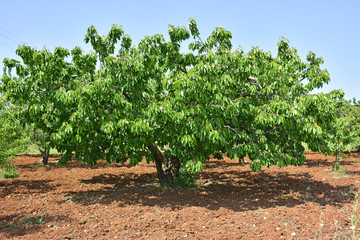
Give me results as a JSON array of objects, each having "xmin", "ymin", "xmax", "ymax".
[{"xmin": 1, "ymin": 19, "xmax": 344, "ymax": 186}]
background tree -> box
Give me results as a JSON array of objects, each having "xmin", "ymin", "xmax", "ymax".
[
  {"xmin": 0, "ymin": 95, "xmax": 30, "ymax": 178},
  {"xmin": 329, "ymin": 98, "xmax": 360, "ymax": 170},
  {"xmin": 1, "ymin": 19, "xmax": 344, "ymax": 186},
  {"xmin": 1, "ymin": 46, "xmax": 78, "ymax": 165},
  {"xmin": 349, "ymin": 99, "xmax": 360, "ymax": 152}
]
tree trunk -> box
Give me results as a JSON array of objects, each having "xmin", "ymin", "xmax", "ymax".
[
  {"xmin": 40, "ymin": 148, "xmax": 50, "ymax": 165},
  {"xmin": 34, "ymin": 129, "xmax": 50, "ymax": 165},
  {"xmin": 148, "ymin": 144, "xmax": 180, "ymax": 187}
]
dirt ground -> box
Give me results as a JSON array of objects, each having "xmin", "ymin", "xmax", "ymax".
[{"xmin": 1, "ymin": 152, "xmax": 360, "ymax": 239}]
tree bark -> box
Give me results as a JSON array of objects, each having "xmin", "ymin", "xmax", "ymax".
[
  {"xmin": 40, "ymin": 148, "xmax": 50, "ymax": 165},
  {"xmin": 148, "ymin": 144, "xmax": 180, "ymax": 187},
  {"xmin": 36, "ymin": 130, "xmax": 50, "ymax": 165}
]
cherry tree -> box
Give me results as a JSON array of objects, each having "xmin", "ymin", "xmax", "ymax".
[{"xmin": 1, "ymin": 19, "xmax": 343, "ymax": 186}]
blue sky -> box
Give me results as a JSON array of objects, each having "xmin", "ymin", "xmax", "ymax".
[{"xmin": 0, "ymin": 0, "xmax": 359, "ymax": 100}]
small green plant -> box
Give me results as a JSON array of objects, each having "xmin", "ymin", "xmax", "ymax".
[
  {"xmin": 282, "ymin": 221, "xmax": 294, "ymax": 239},
  {"xmin": 257, "ymin": 207, "xmax": 267, "ymax": 213},
  {"xmin": 34, "ymin": 162, "xmax": 51, "ymax": 169},
  {"xmin": 350, "ymin": 193, "xmax": 360, "ymax": 240},
  {"xmin": 0, "ymin": 158, "xmax": 20, "ymax": 179},
  {"xmin": 332, "ymin": 167, "xmax": 351, "ymax": 176},
  {"xmin": 172, "ymin": 169, "xmax": 199, "ymax": 189},
  {"xmin": 347, "ymin": 187, "xmax": 357, "ymax": 197},
  {"xmin": 330, "ymin": 192, "xmax": 360, "ymax": 239},
  {"xmin": 20, "ymin": 210, "xmax": 46, "ymax": 225},
  {"xmin": 315, "ymin": 215, "xmax": 324, "ymax": 240},
  {"xmin": 327, "ymin": 162, "xmax": 351, "ymax": 177},
  {"xmin": 332, "ymin": 221, "xmax": 340, "ymax": 240},
  {"xmin": 225, "ymin": 181, "xmax": 233, "ymax": 186},
  {"xmin": 332, "ymin": 160, "xmax": 341, "ymax": 171}
]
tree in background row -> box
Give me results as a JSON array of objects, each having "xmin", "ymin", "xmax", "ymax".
[
  {"xmin": 1, "ymin": 19, "xmax": 345, "ymax": 186},
  {"xmin": 0, "ymin": 95, "xmax": 30, "ymax": 178},
  {"xmin": 330, "ymin": 98, "xmax": 360, "ymax": 169}
]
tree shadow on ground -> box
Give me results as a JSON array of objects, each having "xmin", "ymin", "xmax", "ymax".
[
  {"xmin": 304, "ymin": 158, "xmax": 353, "ymax": 167},
  {"xmin": 0, "ymin": 179, "xmax": 55, "ymax": 197},
  {"xmin": 59, "ymin": 168, "xmax": 356, "ymax": 213},
  {"xmin": 16, "ymin": 157, "xmax": 150, "ymax": 170},
  {"xmin": 348, "ymin": 171, "xmax": 360, "ymax": 176},
  {"xmin": 204, "ymin": 159, "xmax": 246, "ymax": 169},
  {"xmin": 0, "ymin": 213, "xmax": 71, "ymax": 238},
  {"xmin": 199, "ymin": 156, "xmax": 352, "ymax": 169}
]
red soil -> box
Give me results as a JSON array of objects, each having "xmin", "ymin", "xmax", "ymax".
[{"xmin": 1, "ymin": 152, "xmax": 360, "ymax": 239}]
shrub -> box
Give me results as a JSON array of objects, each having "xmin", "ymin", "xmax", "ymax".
[{"xmin": 172, "ymin": 169, "xmax": 199, "ymax": 189}]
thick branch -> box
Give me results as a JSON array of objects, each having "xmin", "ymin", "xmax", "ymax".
[{"xmin": 147, "ymin": 143, "xmax": 165, "ymax": 164}]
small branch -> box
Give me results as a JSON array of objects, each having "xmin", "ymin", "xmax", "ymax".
[
  {"xmin": 248, "ymin": 76, "xmax": 258, "ymax": 82},
  {"xmin": 37, "ymin": 77, "xmax": 99, "ymax": 94},
  {"xmin": 248, "ymin": 76, "xmax": 264, "ymax": 92},
  {"xmin": 223, "ymin": 124, "xmax": 281, "ymax": 143},
  {"xmin": 110, "ymin": 84, "xmax": 132, "ymax": 101},
  {"xmin": 123, "ymin": 92, "xmax": 131, "ymax": 101},
  {"xmin": 184, "ymin": 99, "xmax": 193, "ymax": 107},
  {"xmin": 248, "ymin": 76, "xmax": 275, "ymax": 100},
  {"xmin": 195, "ymin": 35, "xmax": 209, "ymax": 54},
  {"xmin": 224, "ymin": 125, "xmax": 241, "ymax": 134},
  {"xmin": 174, "ymin": 60, "xmax": 188, "ymax": 73},
  {"xmin": 290, "ymin": 76, "xmax": 306, "ymax": 90},
  {"xmin": 235, "ymin": 93, "xmax": 250, "ymax": 98},
  {"xmin": 257, "ymin": 125, "xmax": 281, "ymax": 137},
  {"xmin": 223, "ymin": 125, "xmax": 255, "ymax": 143},
  {"xmin": 37, "ymin": 83, "xmax": 65, "ymax": 94},
  {"xmin": 80, "ymin": 81, "xmax": 94, "ymax": 86},
  {"xmin": 99, "ymin": 42, "xmax": 109, "ymax": 57}
]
